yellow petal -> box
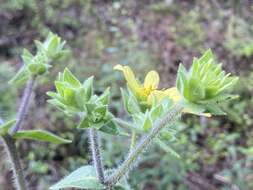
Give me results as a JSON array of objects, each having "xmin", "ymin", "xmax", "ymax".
[
  {"xmin": 114, "ymin": 65, "xmax": 144, "ymax": 98},
  {"xmin": 162, "ymin": 87, "xmax": 181, "ymax": 102},
  {"xmin": 144, "ymin": 70, "xmax": 160, "ymax": 90},
  {"xmin": 147, "ymin": 87, "xmax": 181, "ymax": 105}
]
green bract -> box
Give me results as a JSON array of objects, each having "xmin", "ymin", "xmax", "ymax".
[
  {"xmin": 47, "ymin": 68, "xmax": 119, "ymax": 135},
  {"xmin": 176, "ymin": 49, "xmax": 239, "ymax": 115},
  {"xmin": 9, "ymin": 32, "xmax": 68, "ymax": 86}
]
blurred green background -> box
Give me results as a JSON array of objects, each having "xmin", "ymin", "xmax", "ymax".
[{"xmin": 0, "ymin": 0, "xmax": 253, "ymax": 189}]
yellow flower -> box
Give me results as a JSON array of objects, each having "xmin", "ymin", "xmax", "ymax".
[
  {"xmin": 114, "ymin": 64, "xmax": 211, "ymax": 117},
  {"xmin": 114, "ymin": 64, "xmax": 180, "ymax": 104}
]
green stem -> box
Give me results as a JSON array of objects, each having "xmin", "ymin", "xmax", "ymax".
[
  {"xmin": 88, "ymin": 128, "xmax": 105, "ymax": 184},
  {"xmin": 105, "ymin": 104, "xmax": 183, "ymax": 187},
  {"xmin": 10, "ymin": 77, "xmax": 35, "ymax": 135},
  {"xmin": 2, "ymin": 134, "xmax": 27, "ymax": 190}
]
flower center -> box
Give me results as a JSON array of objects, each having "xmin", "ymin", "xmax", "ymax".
[{"xmin": 143, "ymin": 86, "xmax": 155, "ymax": 96}]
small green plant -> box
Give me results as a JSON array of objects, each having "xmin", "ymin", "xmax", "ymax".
[
  {"xmin": 0, "ymin": 32, "xmax": 70, "ymax": 190},
  {"xmin": 47, "ymin": 49, "xmax": 237, "ymax": 189},
  {"xmin": 1, "ymin": 31, "xmax": 239, "ymax": 189}
]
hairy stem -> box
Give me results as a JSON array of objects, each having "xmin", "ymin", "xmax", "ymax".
[
  {"xmin": 105, "ymin": 104, "xmax": 183, "ymax": 187},
  {"xmin": 2, "ymin": 134, "xmax": 27, "ymax": 190},
  {"xmin": 10, "ymin": 77, "xmax": 35, "ymax": 135},
  {"xmin": 88, "ymin": 128, "xmax": 105, "ymax": 183}
]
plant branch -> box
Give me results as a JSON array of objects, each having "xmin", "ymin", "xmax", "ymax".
[
  {"xmin": 10, "ymin": 77, "xmax": 36, "ymax": 135},
  {"xmin": 105, "ymin": 104, "xmax": 183, "ymax": 187},
  {"xmin": 2, "ymin": 134, "xmax": 27, "ymax": 190},
  {"xmin": 88, "ymin": 128, "xmax": 105, "ymax": 184}
]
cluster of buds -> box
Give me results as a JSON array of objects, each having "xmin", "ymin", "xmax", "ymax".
[
  {"xmin": 10, "ymin": 32, "xmax": 68, "ymax": 85},
  {"xmin": 47, "ymin": 68, "xmax": 119, "ymax": 135},
  {"xmin": 176, "ymin": 49, "xmax": 238, "ymax": 115}
]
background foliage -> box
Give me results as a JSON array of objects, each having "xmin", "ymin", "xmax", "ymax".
[{"xmin": 0, "ymin": 0, "xmax": 252, "ymax": 189}]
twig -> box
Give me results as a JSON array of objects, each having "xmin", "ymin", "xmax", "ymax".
[
  {"xmin": 105, "ymin": 104, "xmax": 183, "ymax": 187},
  {"xmin": 2, "ymin": 134, "xmax": 27, "ymax": 190},
  {"xmin": 10, "ymin": 77, "xmax": 35, "ymax": 135},
  {"xmin": 88, "ymin": 128, "xmax": 105, "ymax": 183}
]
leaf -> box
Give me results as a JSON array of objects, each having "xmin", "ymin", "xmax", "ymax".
[
  {"xmin": 105, "ymin": 169, "xmax": 132, "ymax": 190},
  {"xmin": 55, "ymin": 81, "xmax": 65, "ymax": 97},
  {"xmin": 176, "ymin": 64, "xmax": 188, "ymax": 95},
  {"xmin": 205, "ymin": 103, "xmax": 226, "ymax": 115},
  {"xmin": 127, "ymin": 93, "xmax": 140, "ymax": 114},
  {"xmin": 200, "ymin": 94, "xmax": 239, "ymax": 104},
  {"xmin": 143, "ymin": 112, "xmax": 152, "ymax": 132},
  {"xmin": 121, "ymin": 88, "xmax": 140, "ymax": 114},
  {"xmin": 83, "ymin": 76, "xmax": 94, "ymax": 100},
  {"xmin": 155, "ymin": 139, "xmax": 180, "ymax": 158},
  {"xmin": 198, "ymin": 49, "xmax": 213, "ymax": 65},
  {"xmin": 74, "ymin": 87, "xmax": 86, "ymax": 107},
  {"xmin": 13, "ymin": 130, "xmax": 72, "ymax": 144},
  {"xmin": 97, "ymin": 88, "xmax": 110, "ymax": 105},
  {"xmin": 121, "ymin": 88, "xmax": 129, "ymax": 111},
  {"xmin": 21, "ymin": 49, "xmax": 33, "ymax": 65},
  {"xmin": 99, "ymin": 120, "xmax": 120, "ymax": 135},
  {"xmin": 0, "ymin": 119, "xmax": 16, "ymax": 135},
  {"xmin": 94, "ymin": 105, "xmax": 107, "ymax": 118},
  {"xmin": 151, "ymin": 104, "xmax": 163, "ymax": 120},
  {"xmin": 77, "ymin": 116, "xmax": 90, "ymax": 129},
  {"xmin": 182, "ymin": 101, "xmax": 205, "ymax": 115},
  {"xmin": 35, "ymin": 40, "xmax": 45, "ymax": 52},
  {"xmin": 50, "ymin": 165, "xmax": 104, "ymax": 190},
  {"xmin": 63, "ymin": 68, "xmax": 81, "ymax": 87},
  {"xmin": 9, "ymin": 66, "xmax": 30, "ymax": 86}
]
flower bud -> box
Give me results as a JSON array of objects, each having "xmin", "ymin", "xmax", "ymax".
[{"xmin": 176, "ymin": 49, "xmax": 238, "ymax": 103}]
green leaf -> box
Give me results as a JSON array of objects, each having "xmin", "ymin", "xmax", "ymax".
[
  {"xmin": 47, "ymin": 35, "xmax": 59, "ymax": 53},
  {"xmin": 50, "ymin": 165, "xmax": 104, "ymax": 190},
  {"xmin": 143, "ymin": 112, "xmax": 152, "ymax": 132},
  {"xmin": 105, "ymin": 169, "xmax": 132, "ymax": 190},
  {"xmin": 0, "ymin": 119, "xmax": 16, "ymax": 135},
  {"xmin": 47, "ymin": 99, "xmax": 66, "ymax": 112},
  {"xmin": 13, "ymin": 130, "xmax": 72, "ymax": 144},
  {"xmin": 155, "ymin": 139, "xmax": 180, "ymax": 158},
  {"xmin": 121, "ymin": 88, "xmax": 129, "ymax": 111},
  {"xmin": 55, "ymin": 81, "xmax": 65, "ymax": 97},
  {"xmin": 63, "ymin": 87, "xmax": 76, "ymax": 106},
  {"xmin": 21, "ymin": 49, "xmax": 33, "ymax": 65},
  {"xmin": 97, "ymin": 88, "xmax": 110, "ymax": 105},
  {"xmin": 127, "ymin": 93, "xmax": 140, "ymax": 114},
  {"xmin": 176, "ymin": 64, "xmax": 188, "ymax": 95},
  {"xmin": 188, "ymin": 77, "xmax": 205, "ymax": 101},
  {"xmin": 63, "ymin": 68, "xmax": 81, "ymax": 87},
  {"xmin": 77, "ymin": 116, "xmax": 90, "ymax": 129},
  {"xmin": 182, "ymin": 101, "xmax": 205, "ymax": 116},
  {"xmin": 151, "ymin": 104, "xmax": 163, "ymax": 120},
  {"xmin": 85, "ymin": 102, "xmax": 96, "ymax": 113},
  {"xmin": 205, "ymin": 103, "xmax": 226, "ymax": 115},
  {"xmin": 198, "ymin": 48, "xmax": 213, "ymax": 65},
  {"xmin": 83, "ymin": 76, "xmax": 94, "ymax": 100},
  {"xmin": 35, "ymin": 40, "xmax": 46, "ymax": 52},
  {"xmin": 93, "ymin": 105, "xmax": 107, "ymax": 120},
  {"xmin": 9, "ymin": 66, "xmax": 29, "ymax": 86},
  {"xmin": 99, "ymin": 120, "xmax": 119, "ymax": 135}
]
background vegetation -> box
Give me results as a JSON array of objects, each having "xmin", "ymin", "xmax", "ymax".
[{"xmin": 0, "ymin": 0, "xmax": 252, "ymax": 189}]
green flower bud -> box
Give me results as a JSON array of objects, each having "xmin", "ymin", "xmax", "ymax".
[
  {"xmin": 36, "ymin": 32, "xmax": 68, "ymax": 60},
  {"xmin": 176, "ymin": 49, "xmax": 238, "ymax": 103}
]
